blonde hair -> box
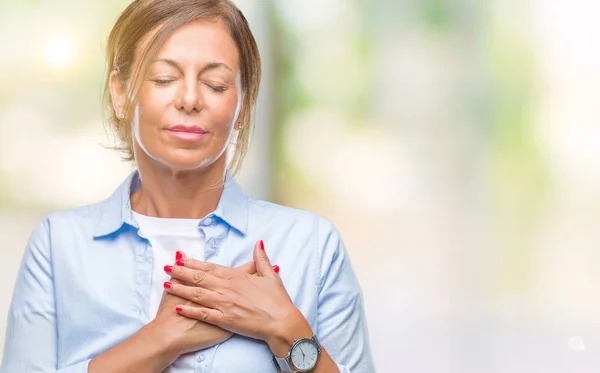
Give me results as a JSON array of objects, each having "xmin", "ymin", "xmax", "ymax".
[{"xmin": 103, "ymin": 0, "xmax": 261, "ymax": 175}]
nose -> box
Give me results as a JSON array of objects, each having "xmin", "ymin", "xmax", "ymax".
[{"xmin": 175, "ymin": 78, "xmax": 203, "ymax": 114}]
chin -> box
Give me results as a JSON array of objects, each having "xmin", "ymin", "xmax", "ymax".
[
  {"xmin": 159, "ymin": 158, "xmax": 213, "ymax": 172},
  {"xmin": 159, "ymin": 149, "xmax": 221, "ymax": 172},
  {"xmin": 136, "ymin": 141, "xmax": 226, "ymax": 172}
]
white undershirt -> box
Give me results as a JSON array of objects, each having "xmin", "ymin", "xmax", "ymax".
[
  {"xmin": 133, "ymin": 212, "xmax": 206, "ymax": 372},
  {"xmin": 132, "ymin": 212, "xmax": 206, "ymax": 318}
]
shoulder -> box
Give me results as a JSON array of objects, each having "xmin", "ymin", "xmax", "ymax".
[
  {"xmin": 43, "ymin": 200, "xmax": 106, "ymax": 227},
  {"xmin": 32, "ymin": 198, "xmax": 114, "ymax": 242},
  {"xmin": 246, "ymin": 197, "xmax": 338, "ymax": 235},
  {"xmin": 245, "ymin": 198, "xmax": 344, "ymax": 261},
  {"xmin": 21, "ymin": 200, "xmax": 108, "ymax": 263},
  {"xmin": 245, "ymin": 198, "xmax": 348, "ymax": 283}
]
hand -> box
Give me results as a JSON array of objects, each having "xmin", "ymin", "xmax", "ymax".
[
  {"xmin": 163, "ymin": 240, "xmax": 309, "ymax": 354},
  {"xmin": 150, "ymin": 251, "xmax": 257, "ymax": 356}
]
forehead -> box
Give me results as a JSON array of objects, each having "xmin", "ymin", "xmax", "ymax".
[{"xmin": 154, "ymin": 18, "xmax": 240, "ymax": 71}]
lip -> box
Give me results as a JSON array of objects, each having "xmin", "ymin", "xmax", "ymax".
[{"xmin": 166, "ymin": 125, "xmax": 208, "ymax": 141}]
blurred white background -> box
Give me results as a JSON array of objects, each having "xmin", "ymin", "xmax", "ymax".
[{"xmin": 2, "ymin": 0, "xmax": 600, "ymax": 372}]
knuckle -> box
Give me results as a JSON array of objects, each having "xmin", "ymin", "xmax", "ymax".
[
  {"xmin": 192, "ymin": 271, "xmax": 206, "ymax": 285},
  {"xmin": 199, "ymin": 308, "xmax": 209, "ymax": 321},
  {"xmin": 192, "ymin": 289, "xmax": 204, "ymax": 302},
  {"xmin": 205, "ymin": 263, "xmax": 217, "ymax": 274},
  {"xmin": 221, "ymin": 299, "xmax": 234, "ymax": 309},
  {"xmin": 223, "ymin": 314, "xmax": 235, "ymax": 325}
]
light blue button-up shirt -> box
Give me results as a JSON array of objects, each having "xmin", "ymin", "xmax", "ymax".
[{"xmin": 0, "ymin": 171, "xmax": 375, "ymax": 373}]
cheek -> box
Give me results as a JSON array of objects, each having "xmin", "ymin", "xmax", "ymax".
[
  {"xmin": 139, "ymin": 84, "xmax": 175, "ymax": 111},
  {"xmin": 210, "ymin": 92, "xmax": 241, "ymax": 128},
  {"xmin": 137, "ymin": 86, "xmax": 175, "ymax": 134}
]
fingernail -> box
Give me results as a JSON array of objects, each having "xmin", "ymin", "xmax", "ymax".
[
  {"xmin": 164, "ymin": 265, "xmax": 173, "ymax": 273},
  {"xmin": 176, "ymin": 258, "xmax": 186, "ymax": 266},
  {"xmin": 273, "ymin": 265, "xmax": 280, "ymax": 274},
  {"xmin": 175, "ymin": 306, "xmax": 184, "ymax": 312},
  {"xmin": 260, "ymin": 240, "xmax": 265, "ymax": 251},
  {"xmin": 176, "ymin": 251, "xmax": 183, "ymax": 260},
  {"xmin": 163, "ymin": 281, "xmax": 172, "ymax": 289}
]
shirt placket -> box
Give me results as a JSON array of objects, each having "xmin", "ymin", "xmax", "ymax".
[
  {"xmin": 199, "ymin": 214, "xmax": 230, "ymax": 264},
  {"xmin": 132, "ymin": 230, "xmax": 153, "ymax": 321},
  {"xmin": 195, "ymin": 214, "xmax": 231, "ymax": 373}
]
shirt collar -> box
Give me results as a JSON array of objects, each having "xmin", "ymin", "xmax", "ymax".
[{"xmin": 93, "ymin": 170, "xmax": 249, "ymax": 238}]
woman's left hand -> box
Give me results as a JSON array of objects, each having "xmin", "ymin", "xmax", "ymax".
[{"xmin": 163, "ymin": 240, "xmax": 308, "ymax": 347}]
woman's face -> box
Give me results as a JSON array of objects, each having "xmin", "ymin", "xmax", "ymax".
[{"xmin": 131, "ymin": 18, "xmax": 242, "ymax": 172}]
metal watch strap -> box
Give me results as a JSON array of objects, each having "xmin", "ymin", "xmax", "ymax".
[
  {"xmin": 274, "ymin": 355, "xmax": 294, "ymax": 373},
  {"xmin": 274, "ymin": 334, "xmax": 322, "ymax": 373}
]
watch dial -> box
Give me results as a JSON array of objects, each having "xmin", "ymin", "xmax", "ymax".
[{"xmin": 290, "ymin": 340, "xmax": 319, "ymax": 370}]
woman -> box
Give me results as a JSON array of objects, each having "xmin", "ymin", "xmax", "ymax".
[{"xmin": 0, "ymin": 1, "xmax": 375, "ymax": 372}]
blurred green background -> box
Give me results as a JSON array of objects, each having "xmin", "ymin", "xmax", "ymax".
[{"xmin": 2, "ymin": 0, "xmax": 600, "ymax": 371}]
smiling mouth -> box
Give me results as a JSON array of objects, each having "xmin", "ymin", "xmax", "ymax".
[
  {"xmin": 166, "ymin": 125, "xmax": 208, "ymax": 141},
  {"xmin": 168, "ymin": 125, "xmax": 207, "ymax": 134}
]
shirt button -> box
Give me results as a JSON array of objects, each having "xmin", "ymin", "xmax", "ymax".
[
  {"xmin": 197, "ymin": 354, "xmax": 205, "ymax": 362},
  {"xmin": 203, "ymin": 217, "xmax": 213, "ymax": 226},
  {"xmin": 207, "ymin": 238, "xmax": 219, "ymax": 248}
]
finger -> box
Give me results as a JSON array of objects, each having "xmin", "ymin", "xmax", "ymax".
[
  {"xmin": 179, "ymin": 258, "xmax": 257, "ymax": 276},
  {"xmin": 164, "ymin": 282, "xmax": 222, "ymax": 308},
  {"xmin": 165, "ymin": 264, "xmax": 221, "ymax": 290},
  {"xmin": 169, "ymin": 251, "xmax": 188, "ymax": 285},
  {"xmin": 176, "ymin": 250, "xmax": 187, "ymax": 261},
  {"xmin": 176, "ymin": 258, "xmax": 236, "ymax": 279},
  {"xmin": 179, "ymin": 259, "xmax": 267, "ymax": 276},
  {"xmin": 237, "ymin": 260, "xmax": 278, "ymax": 275},
  {"xmin": 235, "ymin": 261, "xmax": 257, "ymax": 275},
  {"xmin": 175, "ymin": 304, "xmax": 225, "ymax": 327},
  {"xmin": 253, "ymin": 240, "xmax": 277, "ymax": 278}
]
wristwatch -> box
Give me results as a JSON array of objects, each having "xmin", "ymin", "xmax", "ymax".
[{"xmin": 273, "ymin": 335, "xmax": 322, "ymax": 372}]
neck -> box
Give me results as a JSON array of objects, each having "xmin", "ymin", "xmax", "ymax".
[{"xmin": 131, "ymin": 154, "xmax": 228, "ymax": 219}]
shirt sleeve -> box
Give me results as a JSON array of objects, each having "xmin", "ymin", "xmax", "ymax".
[
  {"xmin": 0, "ymin": 218, "xmax": 91, "ymax": 373},
  {"xmin": 315, "ymin": 216, "xmax": 377, "ymax": 373}
]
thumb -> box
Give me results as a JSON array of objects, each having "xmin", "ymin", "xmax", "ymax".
[
  {"xmin": 253, "ymin": 240, "xmax": 276, "ymax": 277},
  {"xmin": 235, "ymin": 261, "xmax": 257, "ymax": 275}
]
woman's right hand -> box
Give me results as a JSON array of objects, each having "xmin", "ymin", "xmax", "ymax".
[{"xmin": 150, "ymin": 251, "xmax": 257, "ymax": 356}]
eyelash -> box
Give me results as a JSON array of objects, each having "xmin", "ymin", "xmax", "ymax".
[
  {"xmin": 152, "ymin": 79, "xmax": 226, "ymax": 93},
  {"xmin": 208, "ymin": 84, "xmax": 227, "ymax": 92},
  {"xmin": 153, "ymin": 79, "xmax": 174, "ymax": 86}
]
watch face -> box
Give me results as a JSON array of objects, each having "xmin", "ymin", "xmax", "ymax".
[{"xmin": 290, "ymin": 339, "xmax": 319, "ymax": 371}]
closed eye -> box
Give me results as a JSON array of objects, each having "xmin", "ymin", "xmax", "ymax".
[
  {"xmin": 207, "ymin": 84, "xmax": 227, "ymax": 92},
  {"xmin": 153, "ymin": 79, "xmax": 175, "ymax": 86}
]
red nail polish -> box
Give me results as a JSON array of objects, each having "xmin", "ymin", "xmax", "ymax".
[
  {"xmin": 175, "ymin": 306, "xmax": 183, "ymax": 312},
  {"xmin": 176, "ymin": 258, "xmax": 186, "ymax": 266},
  {"xmin": 164, "ymin": 282, "xmax": 172, "ymax": 289},
  {"xmin": 164, "ymin": 265, "xmax": 173, "ymax": 273},
  {"xmin": 176, "ymin": 251, "xmax": 183, "ymax": 260},
  {"xmin": 260, "ymin": 240, "xmax": 265, "ymax": 251},
  {"xmin": 273, "ymin": 265, "xmax": 280, "ymax": 274}
]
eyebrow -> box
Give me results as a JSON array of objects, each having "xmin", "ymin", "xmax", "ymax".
[{"xmin": 152, "ymin": 58, "xmax": 233, "ymax": 74}]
